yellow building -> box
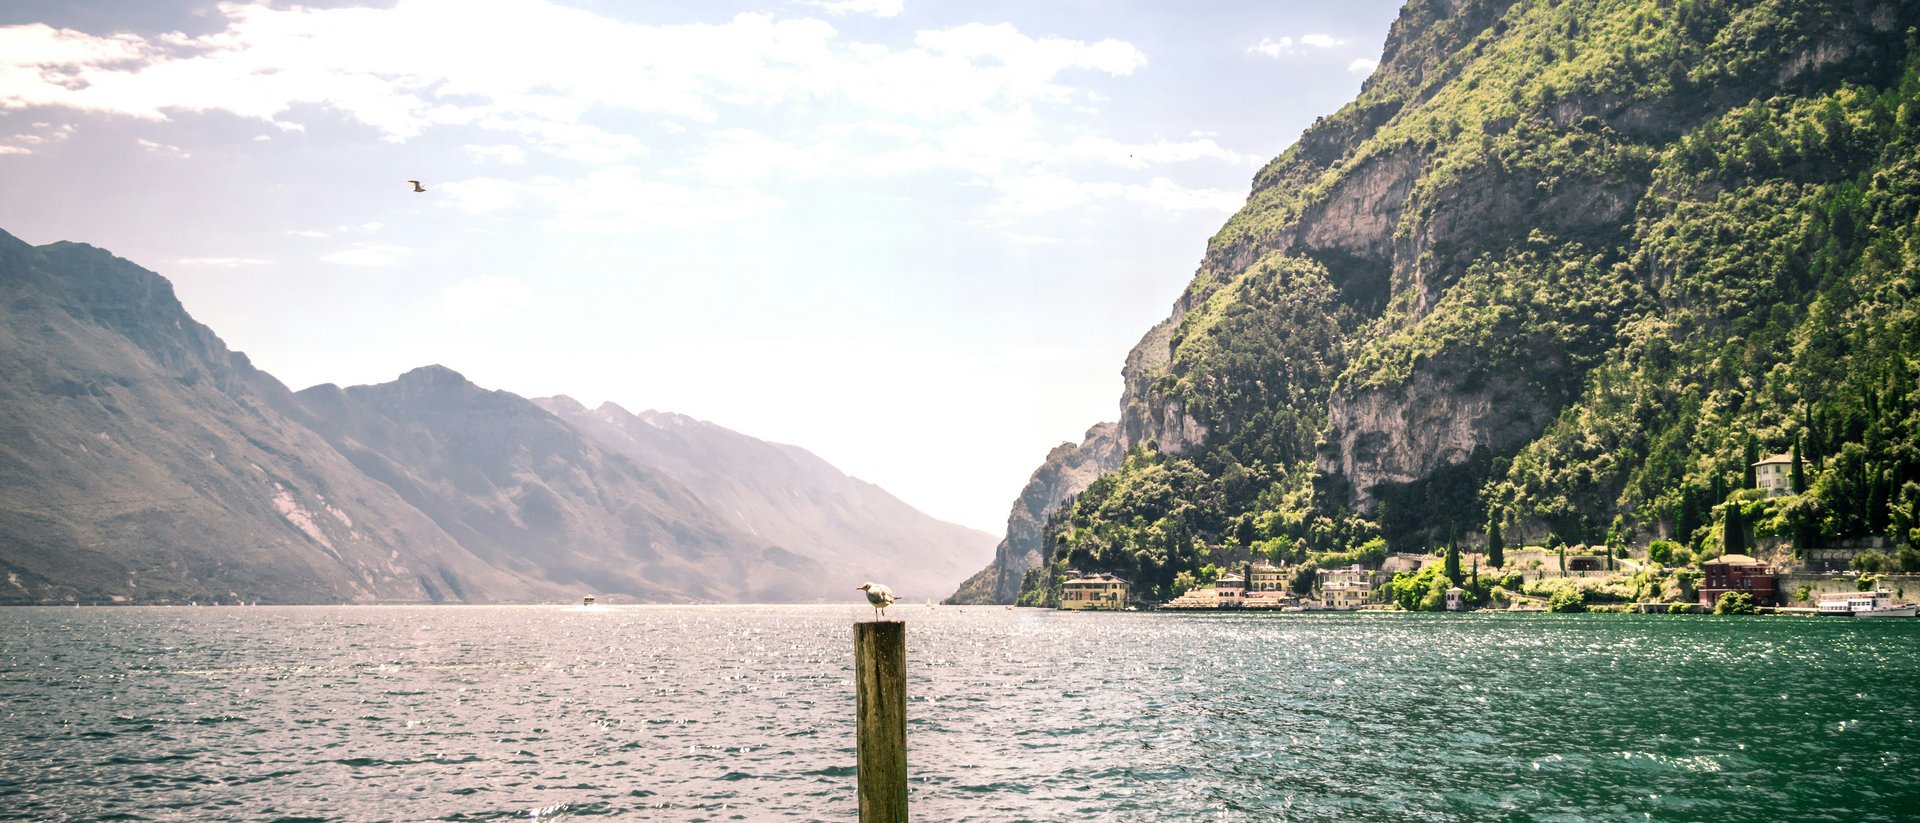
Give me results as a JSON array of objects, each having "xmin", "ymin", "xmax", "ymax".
[
  {"xmin": 1060, "ymin": 573, "xmax": 1129, "ymax": 610},
  {"xmin": 1319, "ymin": 564, "xmax": 1377, "ymax": 610},
  {"xmin": 1248, "ymin": 563, "xmax": 1289, "ymax": 592}
]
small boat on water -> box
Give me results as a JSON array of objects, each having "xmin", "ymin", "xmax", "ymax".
[
  {"xmin": 1816, "ymin": 590, "xmax": 1916, "ymax": 617},
  {"xmin": 582, "ymin": 595, "xmax": 597, "ymax": 607}
]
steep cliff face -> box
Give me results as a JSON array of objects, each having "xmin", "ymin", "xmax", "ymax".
[
  {"xmin": 1013, "ymin": 0, "xmax": 1920, "ymax": 601},
  {"xmin": 1125, "ymin": 0, "xmax": 1916, "ymax": 514},
  {"xmin": 536, "ymin": 397, "xmax": 995, "ymax": 601},
  {"xmin": 945, "ymin": 423, "xmax": 1119, "ymax": 604}
]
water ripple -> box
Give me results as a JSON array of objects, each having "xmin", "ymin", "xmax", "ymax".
[{"xmin": 0, "ymin": 607, "xmax": 1916, "ymax": 820}]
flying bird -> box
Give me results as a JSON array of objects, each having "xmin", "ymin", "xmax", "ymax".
[
  {"xmin": 407, "ymin": 180, "xmax": 425, "ymax": 192},
  {"xmin": 857, "ymin": 582, "xmax": 898, "ymax": 621}
]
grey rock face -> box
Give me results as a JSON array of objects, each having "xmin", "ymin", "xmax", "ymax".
[{"xmin": 946, "ymin": 423, "xmax": 1120, "ymax": 604}]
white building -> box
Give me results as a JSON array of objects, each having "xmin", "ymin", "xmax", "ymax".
[{"xmin": 1753, "ymin": 453, "xmax": 1794, "ymax": 496}]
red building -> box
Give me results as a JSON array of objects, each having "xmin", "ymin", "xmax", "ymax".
[{"xmin": 1698, "ymin": 554, "xmax": 1778, "ymax": 607}]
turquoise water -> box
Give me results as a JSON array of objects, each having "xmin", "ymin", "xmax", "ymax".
[{"xmin": 1, "ymin": 606, "xmax": 1915, "ymax": 821}]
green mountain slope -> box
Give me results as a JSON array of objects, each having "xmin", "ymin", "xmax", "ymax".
[{"xmin": 1011, "ymin": 0, "xmax": 1920, "ymax": 603}]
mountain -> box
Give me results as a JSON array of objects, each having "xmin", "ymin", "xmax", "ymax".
[
  {"xmin": 0, "ymin": 230, "xmax": 543, "ymax": 604},
  {"xmin": 280, "ymin": 368, "xmax": 830, "ymax": 603},
  {"xmin": 944, "ymin": 423, "xmax": 1119, "ymax": 605},
  {"xmin": 0, "ymin": 230, "xmax": 977, "ymax": 604},
  {"xmin": 532, "ymin": 396, "xmax": 995, "ymax": 602},
  {"xmin": 989, "ymin": 0, "xmax": 1920, "ymax": 604}
]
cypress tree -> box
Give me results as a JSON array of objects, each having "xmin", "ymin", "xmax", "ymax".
[
  {"xmin": 1445, "ymin": 539, "xmax": 1462, "ymax": 585},
  {"xmin": 1487, "ymin": 519, "xmax": 1506, "ymax": 568},
  {"xmin": 1722, "ymin": 504, "xmax": 1746, "ymax": 555},
  {"xmin": 1869, "ymin": 469, "xmax": 1892, "ymax": 535},
  {"xmin": 1791, "ymin": 432, "xmax": 1807, "ymax": 494},
  {"xmin": 1744, "ymin": 434, "xmax": 1760, "ymax": 489}
]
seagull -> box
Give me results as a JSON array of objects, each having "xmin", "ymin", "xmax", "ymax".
[
  {"xmin": 407, "ymin": 180, "xmax": 425, "ymax": 192},
  {"xmin": 857, "ymin": 582, "xmax": 898, "ymax": 621}
]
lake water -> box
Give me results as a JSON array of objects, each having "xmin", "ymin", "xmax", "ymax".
[{"xmin": 1, "ymin": 605, "xmax": 1915, "ymax": 821}]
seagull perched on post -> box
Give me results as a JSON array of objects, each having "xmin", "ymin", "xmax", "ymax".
[
  {"xmin": 407, "ymin": 180, "xmax": 425, "ymax": 192},
  {"xmin": 857, "ymin": 582, "xmax": 898, "ymax": 621}
]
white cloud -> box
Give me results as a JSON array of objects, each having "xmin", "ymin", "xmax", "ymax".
[
  {"xmin": 1248, "ymin": 33, "xmax": 1345, "ymax": 57},
  {"xmin": 0, "ymin": 4, "xmax": 1252, "ymax": 223},
  {"xmin": 319, "ymin": 244, "xmax": 410, "ymax": 266},
  {"xmin": 176, "ymin": 256, "xmax": 269, "ymax": 267},
  {"xmin": 0, "ymin": 145, "xmax": 28, "ymax": 155},
  {"xmin": 1247, "ymin": 36, "xmax": 1294, "ymax": 57},
  {"xmin": 1348, "ymin": 57, "xmax": 1379, "ymax": 74},
  {"xmin": 253, "ymin": 134, "xmax": 270, "ymax": 142},
  {"xmin": 287, "ymin": 229, "xmax": 331, "ymax": 238},
  {"xmin": 1122, "ymin": 177, "xmax": 1245, "ymax": 213},
  {"xmin": 135, "ymin": 137, "xmax": 189, "ymax": 158},
  {"xmin": 795, "ymin": 0, "xmax": 904, "ymax": 18},
  {"xmin": 0, "ymin": 3, "xmax": 1139, "ymax": 159}
]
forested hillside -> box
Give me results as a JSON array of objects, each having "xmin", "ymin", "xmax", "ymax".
[{"xmin": 1008, "ymin": 0, "xmax": 1920, "ymax": 603}]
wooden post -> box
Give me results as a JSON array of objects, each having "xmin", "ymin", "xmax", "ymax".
[{"xmin": 854, "ymin": 620, "xmax": 908, "ymax": 822}]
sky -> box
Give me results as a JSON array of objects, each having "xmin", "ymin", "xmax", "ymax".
[{"xmin": 0, "ymin": 0, "xmax": 1405, "ymax": 535}]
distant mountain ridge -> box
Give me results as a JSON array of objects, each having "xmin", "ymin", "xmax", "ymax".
[
  {"xmin": 0, "ymin": 229, "xmax": 992, "ymax": 604},
  {"xmin": 535, "ymin": 396, "xmax": 994, "ymax": 602}
]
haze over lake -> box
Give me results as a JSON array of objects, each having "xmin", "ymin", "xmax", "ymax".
[{"xmin": 3, "ymin": 606, "xmax": 1915, "ymax": 821}]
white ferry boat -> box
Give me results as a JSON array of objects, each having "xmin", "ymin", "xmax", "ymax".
[{"xmin": 1816, "ymin": 590, "xmax": 1917, "ymax": 618}]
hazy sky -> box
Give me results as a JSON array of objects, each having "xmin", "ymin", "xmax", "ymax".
[{"xmin": 0, "ymin": 0, "xmax": 1403, "ymax": 534}]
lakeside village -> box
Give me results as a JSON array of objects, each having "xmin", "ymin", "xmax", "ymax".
[{"xmin": 1052, "ymin": 453, "xmax": 1918, "ymax": 617}]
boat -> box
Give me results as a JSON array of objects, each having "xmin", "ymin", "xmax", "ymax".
[
  {"xmin": 1816, "ymin": 590, "xmax": 1916, "ymax": 617},
  {"xmin": 582, "ymin": 595, "xmax": 596, "ymax": 606}
]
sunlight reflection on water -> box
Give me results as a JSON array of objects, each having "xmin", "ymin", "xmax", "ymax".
[{"xmin": 0, "ymin": 606, "xmax": 1915, "ymax": 821}]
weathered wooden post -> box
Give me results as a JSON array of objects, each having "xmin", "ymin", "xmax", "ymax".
[{"xmin": 854, "ymin": 620, "xmax": 908, "ymax": 822}]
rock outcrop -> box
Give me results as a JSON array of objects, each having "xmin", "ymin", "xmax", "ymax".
[{"xmin": 945, "ymin": 423, "xmax": 1119, "ymax": 604}]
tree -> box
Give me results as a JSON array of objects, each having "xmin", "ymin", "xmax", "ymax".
[
  {"xmin": 1444, "ymin": 539, "xmax": 1462, "ymax": 585},
  {"xmin": 1791, "ymin": 432, "xmax": 1807, "ymax": 494},
  {"xmin": 1721, "ymin": 504, "xmax": 1747, "ymax": 555},
  {"xmin": 1288, "ymin": 564, "xmax": 1317, "ymax": 596},
  {"xmin": 1714, "ymin": 591, "xmax": 1757, "ymax": 615},
  {"xmin": 1552, "ymin": 535, "xmax": 1567, "ymax": 576},
  {"xmin": 1547, "ymin": 586, "xmax": 1586, "ymax": 613},
  {"xmin": 1852, "ymin": 549, "xmax": 1891, "ymax": 573},
  {"xmin": 1487, "ymin": 518, "xmax": 1506, "ymax": 568},
  {"xmin": 1868, "ymin": 469, "xmax": 1892, "ymax": 535},
  {"xmin": 1743, "ymin": 434, "xmax": 1760, "ymax": 489}
]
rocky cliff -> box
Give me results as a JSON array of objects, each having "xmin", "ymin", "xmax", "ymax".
[
  {"xmin": 945, "ymin": 423, "xmax": 1120, "ymax": 604},
  {"xmin": 1008, "ymin": 0, "xmax": 1920, "ymax": 602}
]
